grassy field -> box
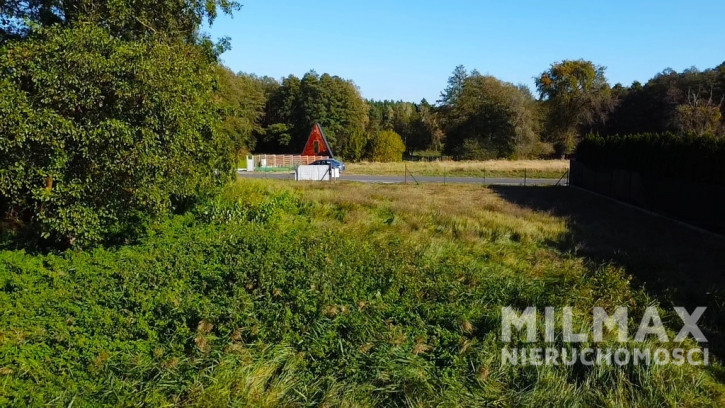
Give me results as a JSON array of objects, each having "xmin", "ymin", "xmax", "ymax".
[
  {"xmin": 346, "ymin": 159, "xmax": 570, "ymax": 179},
  {"xmin": 1, "ymin": 180, "xmax": 723, "ymax": 406}
]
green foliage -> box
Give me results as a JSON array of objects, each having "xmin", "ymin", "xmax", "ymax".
[
  {"xmin": 674, "ymin": 89, "xmax": 722, "ymax": 136},
  {"xmin": 368, "ymin": 130, "xmax": 406, "ymax": 162},
  {"xmin": 676, "ymin": 103, "xmax": 722, "ymax": 136},
  {"xmin": 590, "ymin": 63, "xmax": 725, "ymax": 138},
  {"xmin": 260, "ymin": 71, "xmax": 368, "ymax": 159},
  {"xmin": 0, "ymin": 0, "xmax": 240, "ymax": 42},
  {"xmin": 441, "ymin": 73, "xmax": 548, "ymax": 159},
  {"xmin": 249, "ymin": 61, "xmax": 724, "ymax": 162},
  {"xmin": 576, "ymin": 133, "xmax": 725, "ymax": 186},
  {"xmin": 438, "ymin": 64, "xmax": 469, "ymax": 106},
  {"xmin": 0, "ymin": 25, "xmax": 233, "ymax": 247},
  {"xmin": 0, "ymin": 180, "xmax": 721, "ymax": 406},
  {"xmin": 536, "ymin": 60, "xmax": 614, "ymax": 155},
  {"xmin": 366, "ymin": 99, "xmax": 442, "ymax": 154},
  {"xmin": 215, "ymin": 67, "xmax": 276, "ymax": 155},
  {"xmin": 337, "ymin": 130, "xmax": 369, "ymax": 162}
]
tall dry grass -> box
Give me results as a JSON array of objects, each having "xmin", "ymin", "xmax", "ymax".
[{"xmin": 346, "ymin": 160, "xmax": 570, "ymax": 178}]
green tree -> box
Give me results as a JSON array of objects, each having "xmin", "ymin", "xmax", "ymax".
[
  {"xmin": 438, "ymin": 65, "xmax": 468, "ymax": 106},
  {"xmin": 259, "ymin": 75, "xmax": 301, "ymax": 151},
  {"xmin": 0, "ymin": 0, "xmax": 240, "ymax": 41},
  {"xmin": 442, "ymin": 73, "xmax": 546, "ymax": 159},
  {"xmin": 582, "ymin": 62, "xmax": 725, "ymax": 138},
  {"xmin": 338, "ymin": 131, "xmax": 368, "ymax": 162},
  {"xmin": 261, "ymin": 71, "xmax": 368, "ymax": 159},
  {"xmin": 215, "ymin": 68, "xmax": 275, "ymax": 155},
  {"xmin": 675, "ymin": 89, "xmax": 723, "ymax": 136},
  {"xmin": 368, "ymin": 130, "xmax": 405, "ymax": 162},
  {"xmin": 0, "ymin": 25, "xmax": 233, "ymax": 247},
  {"xmin": 535, "ymin": 59, "xmax": 613, "ymax": 155},
  {"xmin": 365, "ymin": 99, "xmax": 441, "ymax": 154},
  {"xmin": 417, "ymin": 99, "xmax": 445, "ymax": 152}
]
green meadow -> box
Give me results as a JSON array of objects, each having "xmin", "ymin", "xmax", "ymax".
[{"xmin": 1, "ymin": 180, "xmax": 723, "ymax": 407}]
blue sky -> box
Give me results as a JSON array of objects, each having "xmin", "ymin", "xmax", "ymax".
[{"xmin": 206, "ymin": 1, "xmax": 725, "ymax": 102}]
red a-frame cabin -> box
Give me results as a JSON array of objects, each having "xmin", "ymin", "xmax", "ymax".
[{"xmin": 301, "ymin": 123, "xmax": 334, "ymax": 158}]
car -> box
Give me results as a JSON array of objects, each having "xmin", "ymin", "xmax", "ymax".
[{"xmin": 310, "ymin": 158, "xmax": 345, "ymax": 172}]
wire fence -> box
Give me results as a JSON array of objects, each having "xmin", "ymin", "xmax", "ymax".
[
  {"xmin": 400, "ymin": 162, "xmax": 570, "ymax": 186},
  {"xmin": 239, "ymin": 158, "xmax": 571, "ymax": 187}
]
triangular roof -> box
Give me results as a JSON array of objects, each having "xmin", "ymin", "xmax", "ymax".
[{"xmin": 301, "ymin": 123, "xmax": 334, "ymax": 157}]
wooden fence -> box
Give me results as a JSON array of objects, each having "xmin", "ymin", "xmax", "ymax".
[{"xmin": 253, "ymin": 154, "xmax": 328, "ymax": 168}]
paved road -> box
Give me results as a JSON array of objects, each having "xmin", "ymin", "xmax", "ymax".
[{"xmin": 238, "ymin": 171, "xmax": 565, "ymax": 186}]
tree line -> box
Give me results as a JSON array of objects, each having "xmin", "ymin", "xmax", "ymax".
[{"xmin": 222, "ymin": 60, "xmax": 725, "ymax": 161}]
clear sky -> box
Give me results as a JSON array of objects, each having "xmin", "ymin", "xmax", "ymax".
[{"xmin": 206, "ymin": 0, "xmax": 725, "ymax": 103}]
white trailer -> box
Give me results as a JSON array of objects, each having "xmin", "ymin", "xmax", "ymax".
[{"xmin": 295, "ymin": 165, "xmax": 340, "ymax": 181}]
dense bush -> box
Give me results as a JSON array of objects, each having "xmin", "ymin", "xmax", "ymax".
[
  {"xmin": 0, "ymin": 25, "xmax": 234, "ymax": 247},
  {"xmin": 368, "ymin": 130, "xmax": 406, "ymax": 162},
  {"xmin": 576, "ymin": 133, "xmax": 725, "ymax": 186}
]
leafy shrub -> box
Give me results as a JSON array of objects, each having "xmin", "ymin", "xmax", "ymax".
[
  {"xmin": 368, "ymin": 130, "xmax": 406, "ymax": 162},
  {"xmin": 194, "ymin": 181, "xmax": 303, "ymax": 224},
  {"xmin": 0, "ymin": 25, "xmax": 234, "ymax": 247},
  {"xmin": 576, "ymin": 133, "xmax": 725, "ymax": 186}
]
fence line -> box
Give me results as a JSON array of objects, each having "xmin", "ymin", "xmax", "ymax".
[
  {"xmin": 570, "ymin": 160, "xmax": 725, "ymax": 234},
  {"xmin": 254, "ymin": 154, "xmax": 328, "ymax": 168}
]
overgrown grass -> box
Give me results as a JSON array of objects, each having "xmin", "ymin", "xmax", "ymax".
[
  {"xmin": 0, "ymin": 180, "xmax": 722, "ymax": 406},
  {"xmin": 346, "ymin": 160, "xmax": 570, "ymax": 179}
]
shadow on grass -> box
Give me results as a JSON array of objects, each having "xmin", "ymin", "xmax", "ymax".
[{"xmin": 491, "ymin": 185, "xmax": 725, "ymax": 358}]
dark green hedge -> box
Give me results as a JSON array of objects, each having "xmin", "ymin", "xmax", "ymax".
[{"xmin": 576, "ymin": 133, "xmax": 725, "ymax": 186}]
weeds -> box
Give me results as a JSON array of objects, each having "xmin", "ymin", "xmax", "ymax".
[{"xmin": 0, "ymin": 180, "xmax": 722, "ymax": 406}]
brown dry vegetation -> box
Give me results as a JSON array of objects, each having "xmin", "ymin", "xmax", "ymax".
[
  {"xmin": 291, "ymin": 180, "xmax": 725, "ymax": 352},
  {"xmin": 346, "ymin": 159, "xmax": 570, "ymax": 179},
  {"xmin": 281, "ymin": 180, "xmax": 725, "ymax": 349},
  {"xmin": 294, "ymin": 181, "xmax": 566, "ymax": 247}
]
